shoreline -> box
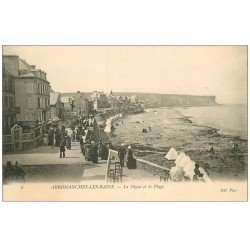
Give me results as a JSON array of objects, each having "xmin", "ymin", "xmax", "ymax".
[
  {"xmin": 101, "ymin": 107, "xmax": 247, "ymax": 182},
  {"xmin": 176, "ymin": 105, "xmax": 247, "ymax": 140}
]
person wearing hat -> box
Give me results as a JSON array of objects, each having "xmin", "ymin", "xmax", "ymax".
[{"xmin": 118, "ymin": 143, "xmax": 126, "ymax": 168}]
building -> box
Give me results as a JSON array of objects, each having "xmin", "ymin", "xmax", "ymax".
[
  {"xmin": 130, "ymin": 95, "xmax": 138, "ymax": 104},
  {"xmin": 107, "ymin": 90, "xmax": 118, "ymax": 108},
  {"xmin": 2, "ymin": 66, "xmax": 21, "ymax": 134},
  {"xmin": 3, "ymin": 55, "xmax": 51, "ymax": 126},
  {"xmin": 61, "ymin": 91, "xmax": 90, "ymax": 117},
  {"xmin": 50, "ymin": 92, "xmax": 65, "ymax": 121},
  {"xmin": 73, "ymin": 91, "xmax": 89, "ymax": 116},
  {"xmin": 61, "ymin": 96, "xmax": 76, "ymax": 120},
  {"xmin": 91, "ymin": 91, "xmax": 109, "ymax": 111}
]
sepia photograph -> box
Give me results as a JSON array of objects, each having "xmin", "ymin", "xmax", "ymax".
[{"xmin": 1, "ymin": 45, "xmax": 247, "ymax": 201}]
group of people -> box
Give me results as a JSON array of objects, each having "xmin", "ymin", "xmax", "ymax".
[
  {"xmin": 118, "ymin": 144, "xmax": 136, "ymax": 169},
  {"xmin": 3, "ymin": 161, "xmax": 26, "ymax": 184},
  {"xmin": 79, "ymin": 136, "xmax": 110, "ymax": 164},
  {"xmin": 41, "ymin": 113, "xmax": 137, "ymax": 169},
  {"xmin": 42, "ymin": 124, "xmax": 68, "ymax": 147},
  {"xmin": 42, "ymin": 114, "xmax": 97, "ymax": 158}
]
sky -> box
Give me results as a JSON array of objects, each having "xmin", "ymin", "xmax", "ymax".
[{"xmin": 3, "ymin": 46, "xmax": 247, "ymax": 104}]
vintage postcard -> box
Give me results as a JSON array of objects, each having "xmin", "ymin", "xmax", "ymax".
[{"xmin": 1, "ymin": 45, "xmax": 247, "ymax": 201}]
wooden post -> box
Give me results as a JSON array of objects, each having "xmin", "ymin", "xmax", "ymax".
[{"xmin": 105, "ymin": 150, "xmax": 111, "ymax": 183}]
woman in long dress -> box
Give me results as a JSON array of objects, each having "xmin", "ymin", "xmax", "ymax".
[
  {"xmin": 66, "ymin": 135, "xmax": 71, "ymax": 149},
  {"xmin": 91, "ymin": 141, "xmax": 98, "ymax": 164},
  {"xmin": 43, "ymin": 132, "xmax": 49, "ymax": 146},
  {"xmin": 126, "ymin": 146, "xmax": 135, "ymax": 169}
]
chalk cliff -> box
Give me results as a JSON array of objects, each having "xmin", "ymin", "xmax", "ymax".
[{"xmin": 115, "ymin": 92, "xmax": 217, "ymax": 107}]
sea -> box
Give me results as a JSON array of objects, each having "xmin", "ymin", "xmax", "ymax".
[{"xmin": 177, "ymin": 104, "xmax": 247, "ymax": 140}]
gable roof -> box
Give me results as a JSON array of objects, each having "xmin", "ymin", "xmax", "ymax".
[
  {"xmin": 61, "ymin": 96, "xmax": 75, "ymax": 104},
  {"xmin": 18, "ymin": 58, "xmax": 31, "ymax": 70},
  {"xmin": 50, "ymin": 92, "xmax": 60, "ymax": 105},
  {"xmin": 61, "ymin": 92, "xmax": 94, "ymax": 102}
]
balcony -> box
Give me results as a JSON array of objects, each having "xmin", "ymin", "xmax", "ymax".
[{"xmin": 3, "ymin": 106, "xmax": 21, "ymax": 115}]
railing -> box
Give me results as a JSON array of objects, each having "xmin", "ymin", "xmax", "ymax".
[
  {"xmin": 3, "ymin": 124, "xmax": 45, "ymax": 153},
  {"xmin": 3, "ymin": 135, "xmax": 13, "ymax": 144},
  {"xmin": 34, "ymin": 127, "xmax": 41, "ymax": 139},
  {"xmin": 105, "ymin": 149, "xmax": 171, "ymax": 183},
  {"xmin": 22, "ymin": 133, "xmax": 34, "ymax": 141},
  {"xmin": 105, "ymin": 149, "xmax": 211, "ymax": 183}
]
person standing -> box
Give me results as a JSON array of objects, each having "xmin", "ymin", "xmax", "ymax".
[
  {"xmin": 118, "ymin": 143, "xmax": 126, "ymax": 168},
  {"xmin": 126, "ymin": 146, "xmax": 136, "ymax": 169},
  {"xmin": 91, "ymin": 141, "xmax": 98, "ymax": 164},
  {"xmin": 55, "ymin": 128, "xmax": 61, "ymax": 146},
  {"xmin": 43, "ymin": 131, "xmax": 49, "ymax": 146},
  {"xmin": 3, "ymin": 161, "xmax": 14, "ymax": 184},
  {"xmin": 101, "ymin": 143, "xmax": 109, "ymax": 160},
  {"xmin": 85, "ymin": 141, "xmax": 91, "ymax": 161},
  {"xmin": 80, "ymin": 136, "xmax": 84, "ymax": 153},
  {"xmin": 72, "ymin": 130, "xmax": 76, "ymax": 142},
  {"xmin": 59, "ymin": 140, "xmax": 66, "ymax": 158},
  {"xmin": 48, "ymin": 128, "xmax": 54, "ymax": 146},
  {"xmin": 66, "ymin": 134, "xmax": 71, "ymax": 150}
]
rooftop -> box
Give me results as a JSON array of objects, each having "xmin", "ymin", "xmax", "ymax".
[
  {"xmin": 61, "ymin": 96, "xmax": 75, "ymax": 104},
  {"xmin": 18, "ymin": 72, "xmax": 36, "ymax": 78},
  {"xmin": 50, "ymin": 92, "xmax": 60, "ymax": 105}
]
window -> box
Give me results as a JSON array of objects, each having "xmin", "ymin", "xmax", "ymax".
[
  {"xmin": 28, "ymin": 97, "xmax": 32, "ymax": 108},
  {"xmin": 4, "ymin": 96, "xmax": 8, "ymax": 107},
  {"xmin": 38, "ymin": 98, "xmax": 46, "ymax": 109},
  {"xmin": 9, "ymin": 97, "xmax": 13, "ymax": 107},
  {"xmin": 38, "ymin": 84, "xmax": 42, "ymax": 95},
  {"xmin": 27, "ymin": 82, "xmax": 33, "ymax": 93},
  {"xmin": 3, "ymin": 79, "xmax": 7, "ymax": 91}
]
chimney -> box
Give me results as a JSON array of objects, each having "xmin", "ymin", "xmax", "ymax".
[{"xmin": 30, "ymin": 65, "xmax": 36, "ymax": 69}]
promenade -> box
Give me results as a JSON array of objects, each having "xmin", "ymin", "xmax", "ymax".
[{"xmin": 3, "ymin": 141, "xmax": 158, "ymax": 183}]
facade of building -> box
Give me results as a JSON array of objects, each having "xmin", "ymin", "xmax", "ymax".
[
  {"xmin": 3, "ymin": 55, "xmax": 51, "ymax": 126},
  {"xmin": 73, "ymin": 91, "xmax": 89, "ymax": 116},
  {"xmin": 91, "ymin": 91, "xmax": 109, "ymax": 111},
  {"xmin": 2, "ymin": 66, "xmax": 20, "ymax": 134},
  {"xmin": 60, "ymin": 96, "xmax": 76, "ymax": 120},
  {"xmin": 61, "ymin": 91, "xmax": 90, "ymax": 118},
  {"xmin": 107, "ymin": 90, "xmax": 118, "ymax": 108},
  {"xmin": 50, "ymin": 92, "xmax": 65, "ymax": 121}
]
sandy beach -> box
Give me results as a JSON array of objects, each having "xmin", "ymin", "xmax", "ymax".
[{"xmin": 105, "ymin": 107, "xmax": 247, "ymax": 181}]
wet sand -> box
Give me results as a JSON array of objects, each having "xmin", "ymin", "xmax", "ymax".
[{"xmin": 105, "ymin": 108, "xmax": 247, "ymax": 181}]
